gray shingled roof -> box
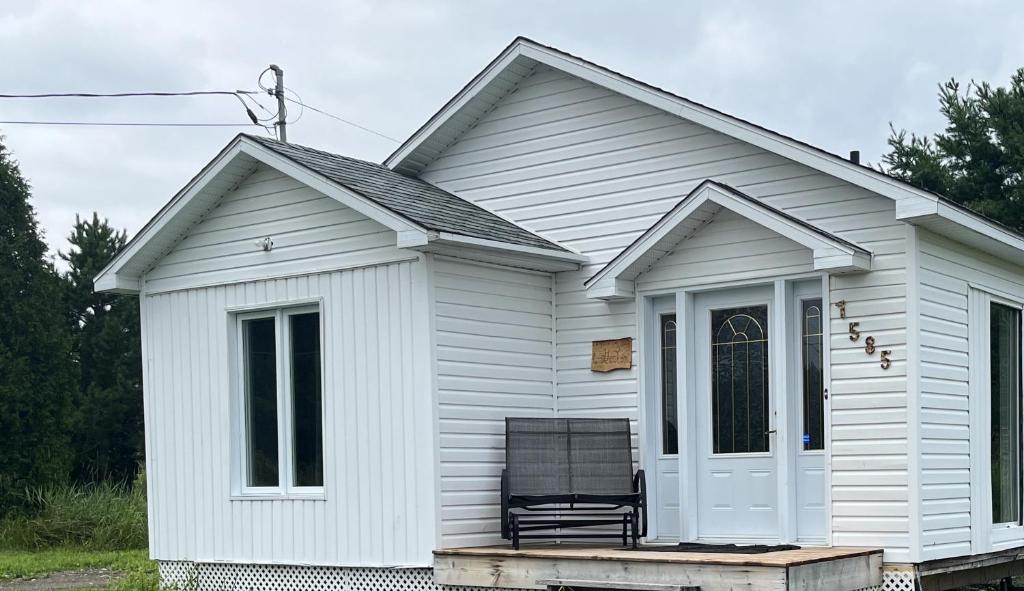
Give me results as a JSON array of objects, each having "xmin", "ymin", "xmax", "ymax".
[{"xmin": 245, "ymin": 135, "xmax": 568, "ymax": 252}]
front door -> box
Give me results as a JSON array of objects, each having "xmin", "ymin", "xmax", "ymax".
[{"xmin": 694, "ymin": 286, "xmax": 779, "ymax": 540}]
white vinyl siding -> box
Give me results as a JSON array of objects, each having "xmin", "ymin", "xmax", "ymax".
[
  {"xmin": 917, "ymin": 228, "xmax": 1024, "ymax": 560},
  {"xmin": 144, "ymin": 164, "xmax": 413, "ymax": 294},
  {"xmin": 419, "ymin": 64, "xmax": 910, "ymax": 560},
  {"xmin": 141, "ymin": 261, "xmax": 436, "ymax": 566},
  {"xmin": 431, "ymin": 256, "xmax": 555, "ymax": 548}
]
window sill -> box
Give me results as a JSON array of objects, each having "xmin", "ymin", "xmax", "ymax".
[{"xmin": 230, "ymin": 492, "xmax": 327, "ymax": 502}]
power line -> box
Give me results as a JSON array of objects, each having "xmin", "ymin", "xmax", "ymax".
[
  {"xmin": 0, "ymin": 90, "xmax": 259, "ymax": 99},
  {"xmin": 0, "ymin": 120, "xmax": 257, "ymax": 127},
  {"xmin": 283, "ymin": 96, "xmax": 398, "ymax": 143}
]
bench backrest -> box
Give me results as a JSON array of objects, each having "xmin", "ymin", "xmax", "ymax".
[{"xmin": 505, "ymin": 418, "xmax": 634, "ymax": 496}]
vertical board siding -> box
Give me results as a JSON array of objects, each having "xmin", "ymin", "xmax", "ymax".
[
  {"xmin": 141, "ymin": 260, "xmax": 436, "ymax": 566},
  {"xmin": 432, "ymin": 257, "xmax": 555, "ymax": 547},
  {"xmin": 917, "ymin": 228, "xmax": 1024, "ymax": 560},
  {"xmin": 419, "ymin": 64, "xmax": 910, "ymax": 560},
  {"xmin": 144, "ymin": 164, "xmax": 412, "ymax": 293}
]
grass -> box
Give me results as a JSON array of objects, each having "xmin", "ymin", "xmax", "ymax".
[
  {"xmin": 0, "ymin": 478, "xmax": 147, "ymax": 551},
  {"xmin": 0, "ymin": 475, "xmax": 159, "ymax": 589},
  {"xmin": 0, "ymin": 548, "xmax": 152, "ymax": 580}
]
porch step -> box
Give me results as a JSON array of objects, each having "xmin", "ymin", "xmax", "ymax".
[{"xmin": 539, "ymin": 578, "xmax": 699, "ymax": 591}]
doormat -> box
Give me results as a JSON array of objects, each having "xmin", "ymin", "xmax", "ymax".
[{"xmin": 636, "ymin": 542, "xmax": 801, "ymax": 554}]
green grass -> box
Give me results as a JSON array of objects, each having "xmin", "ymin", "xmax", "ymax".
[
  {"xmin": 0, "ymin": 547, "xmax": 154, "ymax": 579},
  {"xmin": 0, "ymin": 478, "xmax": 147, "ymax": 551}
]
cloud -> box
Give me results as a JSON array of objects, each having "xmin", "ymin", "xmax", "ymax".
[{"xmin": 2, "ymin": 0, "xmax": 1022, "ymax": 261}]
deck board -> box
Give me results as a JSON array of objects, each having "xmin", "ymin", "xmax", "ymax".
[
  {"xmin": 433, "ymin": 545, "xmax": 884, "ymax": 591},
  {"xmin": 434, "ymin": 544, "xmax": 880, "ymax": 567}
]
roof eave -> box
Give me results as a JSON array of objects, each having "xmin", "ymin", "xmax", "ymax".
[{"xmin": 410, "ymin": 231, "xmax": 586, "ymax": 272}]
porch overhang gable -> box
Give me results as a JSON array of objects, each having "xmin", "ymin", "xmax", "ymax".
[{"xmin": 583, "ymin": 181, "xmax": 872, "ymax": 301}]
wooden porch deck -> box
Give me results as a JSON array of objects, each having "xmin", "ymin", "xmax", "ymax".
[{"xmin": 434, "ymin": 545, "xmax": 884, "ymax": 591}]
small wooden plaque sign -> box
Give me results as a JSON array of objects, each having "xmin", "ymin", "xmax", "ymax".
[{"xmin": 591, "ymin": 337, "xmax": 633, "ymax": 372}]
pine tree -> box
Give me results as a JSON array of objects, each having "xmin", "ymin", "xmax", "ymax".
[
  {"xmin": 0, "ymin": 138, "xmax": 75, "ymax": 513},
  {"xmin": 61, "ymin": 213, "xmax": 143, "ymax": 482},
  {"xmin": 883, "ymin": 69, "xmax": 1024, "ymax": 232}
]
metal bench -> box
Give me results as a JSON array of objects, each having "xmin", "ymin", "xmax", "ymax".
[{"xmin": 500, "ymin": 417, "xmax": 647, "ymax": 549}]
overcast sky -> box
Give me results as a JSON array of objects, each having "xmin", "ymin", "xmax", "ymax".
[{"xmin": 4, "ymin": 1, "xmax": 1023, "ymax": 261}]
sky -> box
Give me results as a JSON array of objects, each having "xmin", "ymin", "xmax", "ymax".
[{"xmin": 3, "ymin": 0, "xmax": 1023, "ymax": 262}]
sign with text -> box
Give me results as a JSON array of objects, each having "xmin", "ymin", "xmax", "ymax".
[{"xmin": 591, "ymin": 337, "xmax": 633, "ymax": 372}]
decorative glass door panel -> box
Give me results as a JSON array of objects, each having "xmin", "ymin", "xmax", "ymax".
[{"xmin": 711, "ymin": 305, "xmax": 770, "ymax": 454}]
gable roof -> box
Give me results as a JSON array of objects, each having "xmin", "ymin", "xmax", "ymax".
[
  {"xmin": 95, "ymin": 134, "xmax": 583, "ymax": 293},
  {"xmin": 385, "ymin": 36, "xmax": 1024, "ymax": 265},
  {"xmin": 246, "ymin": 135, "xmax": 567, "ymax": 252},
  {"xmin": 585, "ymin": 180, "xmax": 872, "ymax": 300}
]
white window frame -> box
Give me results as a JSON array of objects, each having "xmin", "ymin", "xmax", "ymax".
[
  {"xmin": 969, "ymin": 287, "xmax": 1024, "ymax": 551},
  {"xmin": 230, "ymin": 301, "xmax": 326, "ymax": 499}
]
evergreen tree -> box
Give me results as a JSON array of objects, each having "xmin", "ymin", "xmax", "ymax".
[
  {"xmin": 0, "ymin": 138, "xmax": 75, "ymax": 513},
  {"xmin": 61, "ymin": 213, "xmax": 143, "ymax": 482},
  {"xmin": 883, "ymin": 68, "xmax": 1024, "ymax": 232}
]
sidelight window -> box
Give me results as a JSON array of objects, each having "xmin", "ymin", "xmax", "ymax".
[
  {"xmin": 661, "ymin": 314, "xmax": 678, "ymax": 455},
  {"xmin": 801, "ymin": 299, "xmax": 824, "ymax": 451}
]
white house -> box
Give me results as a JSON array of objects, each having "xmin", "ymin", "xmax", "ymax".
[{"xmin": 96, "ymin": 38, "xmax": 1024, "ymax": 591}]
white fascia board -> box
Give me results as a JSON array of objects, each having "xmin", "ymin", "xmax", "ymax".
[
  {"xmin": 384, "ymin": 44, "xmax": 524, "ymax": 170},
  {"xmin": 898, "ymin": 197, "xmax": 1024, "ymax": 260},
  {"xmin": 93, "ymin": 273, "xmax": 141, "ymax": 294},
  {"xmin": 93, "ymin": 140, "xmax": 250, "ymax": 294},
  {"xmin": 431, "ymin": 231, "xmax": 587, "ymax": 265},
  {"xmin": 239, "ymin": 137, "xmax": 428, "ymax": 238},
  {"xmin": 587, "ymin": 277, "xmax": 635, "ymax": 301},
  {"xmin": 813, "ymin": 250, "xmax": 872, "ymax": 274},
  {"xmin": 584, "ymin": 191, "xmax": 709, "ymax": 290}
]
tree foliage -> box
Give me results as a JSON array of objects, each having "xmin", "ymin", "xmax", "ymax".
[
  {"xmin": 61, "ymin": 213, "xmax": 143, "ymax": 482},
  {"xmin": 0, "ymin": 139, "xmax": 76, "ymax": 513},
  {"xmin": 883, "ymin": 68, "xmax": 1024, "ymax": 232}
]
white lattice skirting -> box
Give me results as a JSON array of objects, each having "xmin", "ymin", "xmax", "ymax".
[
  {"xmin": 854, "ymin": 567, "xmax": 917, "ymax": 591},
  {"xmin": 158, "ymin": 562, "xmax": 531, "ymax": 591},
  {"xmin": 160, "ymin": 561, "xmax": 916, "ymax": 591}
]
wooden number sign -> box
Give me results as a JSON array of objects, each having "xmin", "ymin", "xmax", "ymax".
[{"xmin": 592, "ymin": 338, "xmax": 633, "ymax": 372}]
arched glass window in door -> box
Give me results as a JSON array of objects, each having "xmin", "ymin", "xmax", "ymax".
[{"xmin": 711, "ymin": 306, "xmax": 770, "ymax": 454}]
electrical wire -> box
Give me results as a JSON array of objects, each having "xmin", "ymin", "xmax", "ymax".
[
  {"xmin": 0, "ymin": 120, "xmax": 257, "ymax": 127},
  {"xmin": 284, "ymin": 87, "xmax": 304, "ymax": 125},
  {"xmin": 282, "ymin": 96, "xmax": 398, "ymax": 143},
  {"xmin": 0, "ymin": 90, "xmax": 259, "ymax": 99}
]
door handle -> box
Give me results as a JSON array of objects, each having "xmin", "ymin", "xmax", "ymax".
[{"xmin": 765, "ymin": 429, "xmax": 777, "ymax": 435}]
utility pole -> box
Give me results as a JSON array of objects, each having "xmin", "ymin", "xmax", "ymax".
[{"xmin": 269, "ymin": 64, "xmax": 287, "ymax": 142}]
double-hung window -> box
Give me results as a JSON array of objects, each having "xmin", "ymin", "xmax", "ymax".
[{"xmin": 236, "ymin": 305, "xmax": 324, "ymax": 496}]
